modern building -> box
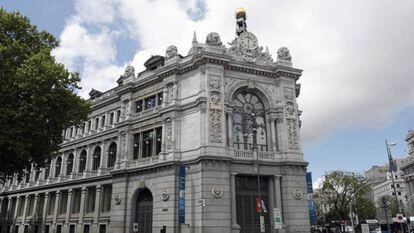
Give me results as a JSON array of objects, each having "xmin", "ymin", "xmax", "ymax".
[
  {"xmin": 400, "ymin": 129, "xmax": 414, "ymax": 215},
  {"xmin": 0, "ymin": 9, "xmax": 310, "ymax": 233}
]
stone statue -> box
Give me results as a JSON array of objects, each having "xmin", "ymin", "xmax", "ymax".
[
  {"xmin": 277, "ymin": 47, "xmax": 292, "ymax": 62},
  {"xmin": 165, "ymin": 45, "xmax": 178, "ymax": 60},
  {"xmin": 122, "ymin": 65, "xmax": 135, "ymax": 79},
  {"xmin": 235, "ymin": 7, "xmax": 247, "ymax": 36},
  {"xmin": 205, "ymin": 32, "xmax": 223, "ymax": 47}
]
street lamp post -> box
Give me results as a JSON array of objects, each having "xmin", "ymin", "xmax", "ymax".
[
  {"xmin": 386, "ymin": 139, "xmax": 404, "ymax": 232},
  {"xmin": 251, "ymin": 112, "xmax": 265, "ymax": 233}
]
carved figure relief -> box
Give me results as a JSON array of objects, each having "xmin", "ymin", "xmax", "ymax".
[
  {"xmin": 283, "ymin": 87, "xmax": 294, "ymax": 101},
  {"xmin": 209, "ymin": 77, "xmax": 221, "ymax": 92},
  {"xmin": 166, "ymin": 118, "xmax": 173, "ymax": 149},
  {"xmin": 208, "ymin": 77, "xmax": 223, "ymax": 143},
  {"xmin": 121, "ymin": 132, "xmax": 127, "ymax": 156},
  {"xmin": 287, "ymin": 118, "xmax": 299, "ymax": 150},
  {"xmin": 205, "ymin": 32, "xmax": 223, "ymax": 47},
  {"xmin": 211, "ymin": 186, "xmax": 224, "ymax": 198}
]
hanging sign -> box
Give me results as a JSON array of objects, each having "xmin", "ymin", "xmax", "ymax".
[
  {"xmin": 178, "ymin": 163, "xmax": 186, "ymax": 224},
  {"xmin": 274, "ymin": 208, "xmax": 283, "ymax": 230}
]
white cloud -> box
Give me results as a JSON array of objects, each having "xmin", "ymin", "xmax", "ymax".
[{"xmin": 53, "ymin": 0, "xmax": 414, "ymax": 144}]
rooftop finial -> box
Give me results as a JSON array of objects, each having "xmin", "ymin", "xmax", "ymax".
[
  {"xmin": 235, "ymin": 7, "xmax": 247, "ymax": 36},
  {"xmin": 192, "ymin": 31, "xmax": 197, "ymax": 44}
]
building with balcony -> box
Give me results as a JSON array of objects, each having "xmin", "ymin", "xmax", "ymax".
[{"xmin": 0, "ymin": 11, "xmax": 310, "ymax": 233}]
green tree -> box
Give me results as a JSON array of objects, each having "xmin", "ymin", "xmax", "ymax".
[
  {"xmin": 378, "ymin": 195, "xmax": 399, "ymax": 217},
  {"xmin": 314, "ymin": 171, "xmax": 376, "ymax": 223},
  {"xmin": 0, "ymin": 9, "xmax": 90, "ymax": 182}
]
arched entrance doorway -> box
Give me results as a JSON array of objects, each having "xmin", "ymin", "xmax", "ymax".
[{"xmin": 134, "ymin": 188, "xmax": 153, "ymax": 233}]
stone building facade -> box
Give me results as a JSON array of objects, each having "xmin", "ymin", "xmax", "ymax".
[
  {"xmin": 0, "ymin": 12, "xmax": 310, "ymax": 233},
  {"xmin": 400, "ymin": 130, "xmax": 414, "ymax": 215}
]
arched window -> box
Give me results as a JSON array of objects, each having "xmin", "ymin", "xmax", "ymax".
[
  {"xmin": 92, "ymin": 146, "xmax": 101, "ymax": 170},
  {"xmin": 55, "ymin": 157, "xmax": 62, "ymax": 177},
  {"xmin": 107, "ymin": 142, "xmax": 117, "ymax": 168},
  {"xmin": 44, "ymin": 160, "xmax": 50, "ymax": 179},
  {"xmin": 79, "ymin": 150, "xmax": 87, "ymax": 173},
  {"xmin": 232, "ymin": 90, "xmax": 267, "ymax": 151},
  {"xmin": 66, "ymin": 153, "xmax": 74, "ymax": 175}
]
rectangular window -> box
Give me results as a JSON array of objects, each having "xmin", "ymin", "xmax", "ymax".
[
  {"xmin": 133, "ymin": 133, "xmax": 140, "ymax": 160},
  {"xmin": 99, "ymin": 225, "xmax": 106, "ymax": 233},
  {"xmin": 45, "ymin": 226, "xmax": 49, "ymax": 233},
  {"xmin": 59, "ymin": 191, "xmax": 68, "ymax": 215},
  {"xmin": 56, "ymin": 225, "xmax": 62, "ymax": 233},
  {"xmin": 37, "ymin": 194, "xmax": 45, "ymax": 217},
  {"xmin": 101, "ymin": 185, "xmax": 112, "ymax": 213},
  {"xmin": 95, "ymin": 118, "xmax": 99, "ymax": 130},
  {"xmin": 101, "ymin": 116, "xmax": 106, "ymax": 128},
  {"xmin": 117, "ymin": 110, "xmax": 121, "ymax": 122},
  {"xmin": 144, "ymin": 95, "xmax": 156, "ymax": 110},
  {"xmin": 18, "ymin": 197, "xmax": 26, "ymax": 217},
  {"xmin": 70, "ymin": 127, "xmax": 73, "ymax": 138},
  {"xmin": 142, "ymin": 130, "xmax": 153, "ymax": 158},
  {"xmin": 83, "ymin": 225, "xmax": 90, "ymax": 233},
  {"xmin": 69, "ymin": 225, "xmax": 76, "ymax": 233},
  {"xmin": 86, "ymin": 187, "xmax": 96, "ymax": 213},
  {"xmin": 135, "ymin": 100, "xmax": 143, "ymax": 113},
  {"xmin": 26, "ymin": 195, "xmax": 34, "ymax": 216},
  {"xmin": 109, "ymin": 112, "xmax": 114, "ymax": 125},
  {"xmin": 72, "ymin": 189, "xmax": 81, "ymax": 214},
  {"xmin": 88, "ymin": 120, "xmax": 92, "ymax": 131},
  {"xmin": 47, "ymin": 192, "xmax": 56, "ymax": 215},
  {"xmin": 155, "ymin": 127, "xmax": 162, "ymax": 155},
  {"xmin": 157, "ymin": 92, "xmax": 163, "ymax": 106}
]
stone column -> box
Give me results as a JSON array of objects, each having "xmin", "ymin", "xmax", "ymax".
[
  {"xmin": 65, "ymin": 189, "xmax": 73, "ymax": 232},
  {"xmin": 42, "ymin": 192, "xmax": 49, "ymax": 224},
  {"xmin": 276, "ymin": 117, "xmax": 287, "ymax": 152},
  {"xmin": 275, "ymin": 175, "xmax": 286, "ymax": 233},
  {"xmin": 92, "ymin": 185, "xmax": 102, "ymax": 232},
  {"xmin": 60, "ymin": 154, "xmax": 67, "ymax": 178},
  {"xmin": 53, "ymin": 191, "xmax": 61, "ymax": 228},
  {"xmin": 78, "ymin": 187, "xmax": 87, "ymax": 226},
  {"xmin": 270, "ymin": 118, "xmax": 278, "ymax": 151},
  {"xmin": 6, "ymin": 197, "xmax": 12, "ymax": 221},
  {"xmin": 115, "ymin": 135, "xmax": 122, "ymax": 169},
  {"xmin": 230, "ymin": 173, "xmax": 240, "ymax": 233},
  {"xmin": 227, "ymin": 112, "xmax": 233, "ymax": 147},
  {"xmin": 13, "ymin": 196, "xmax": 20, "ymax": 220},
  {"xmin": 268, "ymin": 178, "xmax": 276, "ymax": 233},
  {"xmin": 86, "ymin": 145, "xmax": 92, "ymax": 174},
  {"xmin": 32, "ymin": 194, "xmax": 39, "ymax": 219}
]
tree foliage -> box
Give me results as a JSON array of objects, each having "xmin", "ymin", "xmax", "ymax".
[
  {"xmin": 378, "ymin": 195, "xmax": 399, "ymax": 217},
  {"xmin": 314, "ymin": 171, "xmax": 376, "ymax": 224},
  {"xmin": 0, "ymin": 8, "xmax": 90, "ymax": 181}
]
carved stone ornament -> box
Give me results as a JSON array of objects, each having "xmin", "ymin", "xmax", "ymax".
[
  {"xmin": 293, "ymin": 188, "xmax": 303, "ymax": 200},
  {"xmin": 121, "ymin": 131, "xmax": 127, "ymax": 155},
  {"xmin": 114, "ymin": 194, "xmax": 121, "ymax": 205},
  {"xmin": 227, "ymin": 31, "xmax": 274, "ymax": 66},
  {"xmin": 165, "ymin": 45, "xmax": 179, "ymax": 60},
  {"xmin": 161, "ymin": 189, "xmax": 170, "ymax": 201},
  {"xmin": 211, "ymin": 186, "xmax": 224, "ymax": 198},
  {"xmin": 287, "ymin": 118, "xmax": 299, "ymax": 150},
  {"xmin": 121, "ymin": 65, "xmax": 135, "ymax": 79},
  {"xmin": 277, "ymin": 47, "xmax": 292, "ymax": 62},
  {"xmin": 209, "ymin": 94, "xmax": 221, "ymax": 109},
  {"xmin": 210, "ymin": 109, "xmax": 223, "ymax": 143},
  {"xmin": 283, "ymin": 87, "xmax": 294, "ymax": 100},
  {"xmin": 205, "ymin": 32, "xmax": 223, "ymax": 47},
  {"xmin": 166, "ymin": 118, "xmax": 173, "ymax": 149},
  {"xmin": 209, "ymin": 77, "xmax": 221, "ymax": 92}
]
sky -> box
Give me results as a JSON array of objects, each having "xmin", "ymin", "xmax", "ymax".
[{"xmin": 2, "ymin": 0, "xmax": 414, "ymax": 187}]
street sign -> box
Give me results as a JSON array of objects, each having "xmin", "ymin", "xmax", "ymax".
[
  {"xmin": 396, "ymin": 214, "xmax": 404, "ymax": 223},
  {"xmin": 274, "ymin": 208, "xmax": 283, "ymax": 230}
]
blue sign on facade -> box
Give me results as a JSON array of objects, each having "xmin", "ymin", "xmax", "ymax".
[
  {"xmin": 178, "ymin": 163, "xmax": 186, "ymax": 224},
  {"xmin": 306, "ymin": 172, "xmax": 316, "ymax": 225}
]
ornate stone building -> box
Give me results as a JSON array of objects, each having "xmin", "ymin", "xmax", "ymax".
[
  {"xmin": 0, "ymin": 9, "xmax": 310, "ymax": 233},
  {"xmin": 400, "ymin": 129, "xmax": 414, "ymax": 215}
]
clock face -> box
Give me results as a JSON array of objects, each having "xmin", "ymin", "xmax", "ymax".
[{"xmin": 239, "ymin": 32, "xmax": 258, "ymax": 50}]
